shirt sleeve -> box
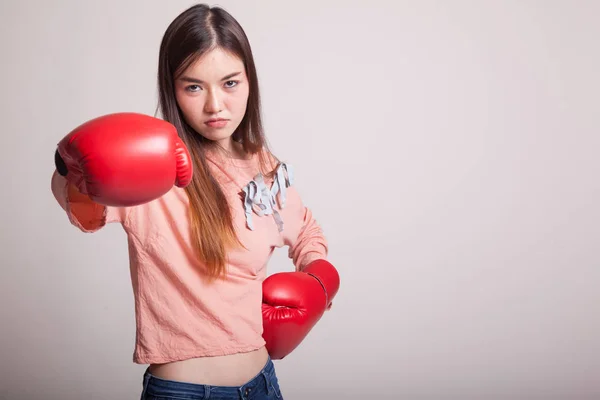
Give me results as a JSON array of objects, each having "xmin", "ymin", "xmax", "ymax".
[
  {"xmin": 280, "ymin": 185, "xmax": 329, "ymax": 271},
  {"xmin": 51, "ymin": 170, "xmax": 129, "ymax": 232}
]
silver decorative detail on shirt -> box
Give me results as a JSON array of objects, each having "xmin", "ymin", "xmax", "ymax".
[{"xmin": 242, "ymin": 163, "xmax": 294, "ymax": 232}]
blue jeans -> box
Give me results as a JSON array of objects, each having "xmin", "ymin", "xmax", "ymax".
[{"xmin": 140, "ymin": 357, "xmax": 283, "ymax": 399}]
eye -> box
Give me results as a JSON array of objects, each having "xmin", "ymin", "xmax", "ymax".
[
  {"xmin": 224, "ymin": 80, "xmax": 239, "ymax": 88},
  {"xmin": 185, "ymin": 84, "xmax": 201, "ymax": 92}
]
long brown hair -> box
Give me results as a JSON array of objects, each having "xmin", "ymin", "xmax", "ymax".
[{"xmin": 157, "ymin": 4, "xmax": 276, "ymax": 280}]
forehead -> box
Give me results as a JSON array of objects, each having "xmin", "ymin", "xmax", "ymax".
[{"xmin": 183, "ymin": 48, "xmax": 245, "ymax": 79}]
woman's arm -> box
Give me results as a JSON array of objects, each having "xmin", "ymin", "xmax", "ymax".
[{"xmin": 285, "ymin": 202, "xmax": 329, "ymax": 271}]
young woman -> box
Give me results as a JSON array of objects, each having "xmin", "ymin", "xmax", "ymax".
[{"xmin": 51, "ymin": 3, "xmax": 339, "ymax": 399}]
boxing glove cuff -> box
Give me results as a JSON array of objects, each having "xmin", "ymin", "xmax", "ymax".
[{"xmin": 302, "ymin": 259, "xmax": 340, "ymax": 307}]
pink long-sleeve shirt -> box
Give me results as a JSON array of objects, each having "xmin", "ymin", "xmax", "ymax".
[{"xmin": 51, "ymin": 148, "xmax": 328, "ymax": 364}]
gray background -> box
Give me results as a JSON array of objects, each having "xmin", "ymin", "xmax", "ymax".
[{"xmin": 1, "ymin": 0, "xmax": 599, "ymax": 399}]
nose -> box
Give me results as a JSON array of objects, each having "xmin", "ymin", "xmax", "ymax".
[{"xmin": 204, "ymin": 89, "xmax": 223, "ymax": 114}]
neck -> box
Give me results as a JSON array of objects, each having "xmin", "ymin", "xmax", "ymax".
[{"xmin": 213, "ymin": 138, "xmax": 249, "ymax": 160}]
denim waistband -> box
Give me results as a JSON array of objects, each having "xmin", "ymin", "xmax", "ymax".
[{"xmin": 141, "ymin": 356, "xmax": 277, "ymax": 399}]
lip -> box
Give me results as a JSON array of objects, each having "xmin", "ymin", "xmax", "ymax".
[{"xmin": 205, "ymin": 118, "xmax": 229, "ymax": 128}]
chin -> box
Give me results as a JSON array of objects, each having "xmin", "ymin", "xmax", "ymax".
[
  {"xmin": 193, "ymin": 126, "xmax": 231, "ymax": 140},
  {"xmin": 199, "ymin": 131, "xmax": 235, "ymax": 144}
]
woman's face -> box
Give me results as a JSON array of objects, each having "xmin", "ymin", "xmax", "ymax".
[{"xmin": 175, "ymin": 47, "xmax": 250, "ymax": 151}]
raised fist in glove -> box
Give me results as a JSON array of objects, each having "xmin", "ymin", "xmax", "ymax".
[{"xmin": 54, "ymin": 112, "xmax": 192, "ymax": 207}]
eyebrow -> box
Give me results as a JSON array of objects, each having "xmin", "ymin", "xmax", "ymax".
[{"xmin": 179, "ymin": 72, "xmax": 242, "ymax": 84}]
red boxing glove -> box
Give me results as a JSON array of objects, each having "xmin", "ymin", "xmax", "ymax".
[
  {"xmin": 55, "ymin": 112, "xmax": 192, "ymax": 206},
  {"xmin": 262, "ymin": 259, "xmax": 340, "ymax": 360}
]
